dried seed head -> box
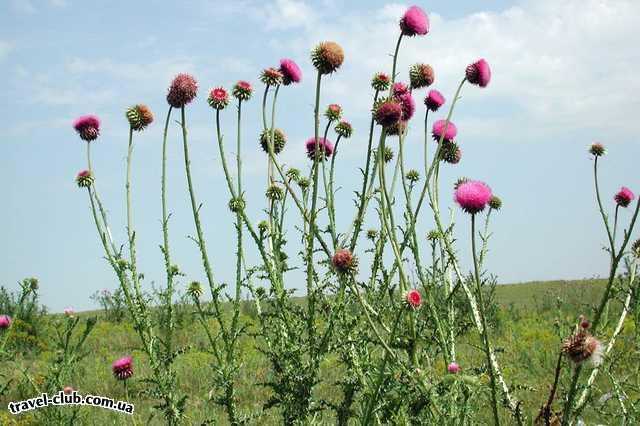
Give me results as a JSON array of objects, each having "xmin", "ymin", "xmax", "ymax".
[{"xmin": 311, "ymin": 41, "xmax": 344, "ymax": 75}]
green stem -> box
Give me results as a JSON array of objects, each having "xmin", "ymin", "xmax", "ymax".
[
  {"xmin": 160, "ymin": 106, "xmax": 175, "ymax": 354},
  {"xmin": 472, "ymin": 214, "xmax": 501, "ymax": 426},
  {"xmin": 125, "ymin": 127, "xmax": 143, "ymax": 303},
  {"xmin": 181, "ymin": 106, "xmax": 228, "ymax": 342}
]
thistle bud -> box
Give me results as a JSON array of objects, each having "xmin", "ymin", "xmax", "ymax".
[
  {"xmin": 266, "ymin": 185, "xmax": 285, "ymax": 201},
  {"xmin": 335, "ymin": 120, "xmax": 353, "ymax": 139},
  {"xmin": 228, "ymin": 197, "xmax": 245, "ymax": 213},
  {"xmin": 126, "ymin": 104, "xmax": 154, "ymax": 131},
  {"xmin": 371, "ymin": 72, "xmax": 391, "ymax": 91},
  {"xmin": 332, "ymin": 249, "xmax": 358, "ymax": 274},
  {"xmin": 409, "ymin": 63, "xmax": 435, "ymax": 89},
  {"xmin": 489, "ymin": 195, "xmax": 502, "ymax": 211},
  {"xmin": 406, "ymin": 169, "xmax": 420, "ymax": 183},
  {"xmin": 187, "ymin": 281, "xmax": 203, "ymax": 299},
  {"xmin": 260, "ymin": 67, "xmax": 283, "ymax": 86},
  {"xmin": 207, "ymin": 87, "xmax": 230, "ymax": 110},
  {"xmin": 260, "ymin": 129, "xmax": 287, "ymax": 154},
  {"xmin": 232, "ymin": 80, "xmax": 253, "ymax": 101},
  {"xmin": 589, "ymin": 142, "xmax": 606, "ymax": 157},
  {"xmin": 75, "ymin": 170, "xmax": 94, "ymax": 188}
]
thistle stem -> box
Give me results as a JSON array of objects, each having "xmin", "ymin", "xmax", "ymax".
[{"xmin": 472, "ymin": 214, "xmax": 501, "ymax": 426}]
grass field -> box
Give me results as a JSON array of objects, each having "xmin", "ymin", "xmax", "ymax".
[{"xmin": 1, "ymin": 278, "xmax": 637, "ymax": 425}]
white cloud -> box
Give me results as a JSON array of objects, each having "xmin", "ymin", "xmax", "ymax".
[{"xmin": 249, "ymin": 0, "xmax": 640, "ymax": 141}]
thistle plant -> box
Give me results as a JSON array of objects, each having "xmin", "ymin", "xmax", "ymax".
[{"xmin": 65, "ymin": 4, "xmax": 639, "ymax": 424}]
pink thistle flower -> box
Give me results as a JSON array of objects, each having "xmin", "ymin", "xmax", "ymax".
[
  {"xmin": 0, "ymin": 315, "xmax": 11, "ymax": 329},
  {"xmin": 167, "ymin": 73, "xmax": 198, "ymax": 108},
  {"xmin": 424, "ymin": 89, "xmax": 445, "ymax": 112},
  {"xmin": 75, "ymin": 169, "xmax": 94, "ymax": 188},
  {"xmin": 126, "ymin": 104, "xmax": 154, "ymax": 131},
  {"xmin": 372, "ymin": 72, "xmax": 391, "ymax": 91},
  {"xmin": 409, "ymin": 63, "xmax": 435, "ymax": 89},
  {"xmin": 305, "ymin": 137, "xmax": 334, "ymax": 160},
  {"xmin": 73, "ymin": 115, "xmax": 100, "ymax": 142},
  {"xmin": 454, "ymin": 180, "xmax": 493, "ymax": 214},
  {"xmin": 260, "ymin": 67, "xmax": 283, "ymax": 86},
  {"xmin": 325, "ymin": 103, "xmax": 342, "ymax": 122},
  {"xmin": 614, "ymin": 187, "xmax": 635, "ymax": 208},
  {"xmin": 400, "ymin": 5, "xmax": 429, "ymax": 37},
  {"xmin": 63, "ymin": 307, "xmax": 74, "ymax": 317},
  {"xmin": 279, "ymin": 58, "xmax": 302, "ymax": 85},
  {"xmin": 466, "ymin": 59, "xmax": 491, "ymax": 88},
  {"xmin": 447, "ymin": 362, "xmax": 461, "ymax": 374},
  {"xmin": 332, "ymin": 249, "xmax": 358, "ymax": 274},
  {"xmin": 398, "ymin": 92, "xmax": 415, "ymax": 121},
  {"xmin": 374, "ymin": 99, "xmax": 403, "ymax": 128},
  {"xmin": 432, "ymin": 119, "xmax": 457, "ymax": 142},
  {"xmin": 405, "ymin": 289, "xmax": 422, "ymax": 308},
  {"xmin": 207, "ymin": 87, "xmax": 230, "ymax": 110},
  {"xmin": 232, "ymin": 80, "xmax": 253, "ymax": 101},
  {"xmin": 112, "ymin": 356, "xmax": 134, "ymax": 381},
  {"xmin": 392, "ymin": 82, "xmax": 409, "ymax": 97}
]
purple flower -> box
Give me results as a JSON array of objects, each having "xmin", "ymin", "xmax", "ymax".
[
  {"xmin": 424, "ymin": 90, "xmax": 445, "ymax": 112},
  {"xmin": 466, "ymin": 59, "xmax": 491, "ymax": 88},
  {"xmin": 454, "ymin": 180, "xmax": 493, "ymax": 214},
  {"xmin": 279, "ymin": 58, "xmax": 302, "ymax": 85},
  {"xmin": 400, "ymin": 6, "xmax": 429, "ymax": 36},
  {"xmin": 432, "ymin": 119, "xmax": 457, "ymax": 142},
  {"xmin": 0, "ymin": 315, "xmax": 11, "ymax": 330},
  {"xmin": 112, "ymin": 356, "xmax": 134, "ymax": 380},
  {"xmin": 167, "ymin": 73, "xmax": 198, "ymax": 108},
  {"xmin": 614, "ymin": 187, "xmax": 635, "ymax": 208},
  {"xmin": 73, "ymin": 115, "xmax": 100, "ymax": 142},
  {"xmin": 305, "ymin": 137, "xmax": 334, "ymax": 160}
]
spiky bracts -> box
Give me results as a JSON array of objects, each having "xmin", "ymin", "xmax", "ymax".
[
  {"xmin": 279, "ymin": 58, "xmax": 302, "ymax": 85},
  {"xmin": 614, "ymin": 187, "xmax": 635, "ymax": 208},
  {"xmin": 631, "ymin": 239, "xmax": 640, "ymax": 258},
  {"xmin": 187, "ymin": 281, "xmax": 203, "ymax": 299},
  {"xmin": 311, "ymin": 41, "xmax": 344, "ymax": 75},
  {"xmin": 406, "ymin": 169, "xmax": 420, "ymax": 183},
  {"xmin": 260, "ymin": 129, "xmax": 287, "ymax": 155},
  {"xmin": 112, "ymin": 356, "xmax": 134, "ymax": 380},
  {"xmin": 305, "ymin": 137, "xmax": 334, "ymax": 160},
  {"xmin": 334, "ymin": 120, "xmax": 353, "ymax": 138},
  {"xmin": 563, "ymin": 328, "xmax": 603, "ymax": 366},
  {"xmin": 589, "ymin": 142, "xmax": 606, "ymax": 157},
  {"xmin": 439, "ymin": 140, "xmax": 462, "ymax": 164},
  {"xmin": 400, "ymin": 5, "xmax": 429, "ymax": 36},
  {"xmin": 332, "ymin": 249, "xmax": 358, "ymax": 274},
  {"xmin": 228, "ymin": 196, "xmax": 246, "ymax": 213},
  {"xmin": 372, "ymin": 72, "xmax": 391, "ymax": 91},
  {"xmin": 409, "ymin": 63, "xmax": 435, "ymax": 89},
  {"xmin": 232, "ymin": 81, "xmax": 253, "ymax": 101},
  {"xmin": 73, "ymin": 115, "xmax": 100, "ymax": 142},
  {"xmin": 489, "ymin": 195, "xmax": 503, "ymax": 211},
  {"xmin": 325, "ymin": 104, "xmax": 342, "ymax": 122},
  {"xmin": 76, "ymin": 170, "xmax": 94, "ymax": 188},
  {"xmin": 208, "ymin": 87, "xmax": 230, "ymax": 110},
  {"xmin": 260, "ymin": 67, "xmax": 284, "ymax": 86},
  {"xmin": 373, "ymin": 98, "xmax": 403, "ymax": 128},
  {"xmin": 167, "ymin": 73, "xmax": 198, "ymax": 108},
  {"xmin": 126, "ymin": 104, "xmax": 154, "ymax": 131},
  {"xmin": 466, "ymin": 59, "xmax": 491, "ymax": 88},
  {"xmin": 266, "ymin": 185, "xmax": 285, "ymax": 201},
  {"xmin": 425, "ymin": 89, "xmax": 445, "ymax": 112}
]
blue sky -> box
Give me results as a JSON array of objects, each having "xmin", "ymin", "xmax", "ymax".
[{"xmin": 1, "ymin": 0, "xmax": 638, "ymax": 312}]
